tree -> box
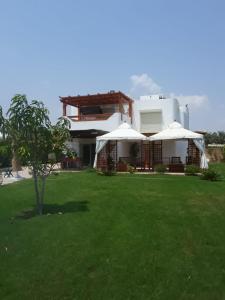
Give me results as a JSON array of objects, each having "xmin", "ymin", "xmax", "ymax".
[
  {"xmin": 0, "ymin": 95, "xmax": 24, "ymax": 174},
  {"xmin": 205, "ymin": 131, "xmax": 225, "ymax": 145},
  {"xmin": 0, "ymin": 138, "xmax": 12, "ymax": 168},
  {"xmin": 0, "ymin": 94, "xmax": 70, "ymax": 215}
]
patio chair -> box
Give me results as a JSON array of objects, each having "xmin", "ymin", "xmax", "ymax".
[
  {"xmin": 169, "ymin": 157, "xmax": 184, "ymax": 172},
  {"xmin": 171, "ymin": 156, "xmax": 182, "ymax": 164},
  {"xmin": 3, "ymin": 168, "xmax": 13, "ymax": 178}
]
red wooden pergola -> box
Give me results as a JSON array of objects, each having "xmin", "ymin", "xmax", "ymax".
[{"xmin": 60, "ymin": 91, "xmax": 134, "ymax": 122}]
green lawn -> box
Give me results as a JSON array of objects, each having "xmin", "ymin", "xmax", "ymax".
[{"xmin": 1, "ymin": 164, "xmax": 225, "ymax": 300}]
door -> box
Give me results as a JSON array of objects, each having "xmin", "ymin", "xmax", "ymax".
[{"xmin": 82, "ymin": 144, "xmax": 96, "ymax": 166}]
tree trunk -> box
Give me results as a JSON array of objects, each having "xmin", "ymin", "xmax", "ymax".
[
  {"xmin": 33, "ymin": 170, "xmax": 42, "ymax": 215},
  {"xmin": 11, "ymin": 148, "xmax": 22, "ymax": 172}
]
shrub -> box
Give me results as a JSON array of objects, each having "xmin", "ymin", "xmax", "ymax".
[
  {"xmin": 200, "ymin": 169, "xmax": 222, "ymax": 181},
  {"xmin": 185, "ymin": 165, "xmax": 200, "ymax": 176},
  {"xmin": 129, "ymin": 143, "xmax": 139, "ymax": 166},
  {"xmin": 102, "ymin": 170, "xmax": 116, "ymax": 176},
  {"xmin": 127, "ymin": 164, "xmax": 135, "ymax": 174},
  {"xmin": 154, "ymin": 164, "xmax": 167, "ymax": 174},
  {"xmin": 107, "ymin": 155, "xmax": 115, "ymax": 172},
  {"xmin": 85, "ymin": 167, "xmax": 96, "ymax": 173}
]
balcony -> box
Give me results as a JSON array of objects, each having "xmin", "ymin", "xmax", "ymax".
[
  {"xmin": 67, "ymin": 113, "xmax": 112, "ymax": 122},
  {"xmin": 68, "ymin": 112, "xmax": 131, "ymax": 133}
]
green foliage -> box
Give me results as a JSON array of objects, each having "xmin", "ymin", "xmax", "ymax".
[
  {"xmin": 185, "ymin": 165, "xmax": 200, "ymax": 176},
  {"xmin": 127, "ymin": 164, "xmax": 135, "ymax": 174},
  {"xmin": 96, "ymin": 156, "xmax": 116, "ymax": 176},
  {"xmin": 129, "ymin": 143, "xmax": 139, "ymax": 158},
  {"xmin": 0, "ymin": 139, "xmax": 12, "ymax": 168},
  {"xmin": 0, "ymin": 106, "xmax": 5, "ymax": 138},
  {"xmin": 85, "ymin": 167, "xmax": 96, "ymax": 173},
  {"xmin": 154, "ymin": 164, "xmax": 167, "ymax": 173},
  {"xmin": 129, "ymin": 142, "xmax": 139, "ymax": 166},
  {"xmin": 102, "ymin": 170, "xmax": 117, "ymax": 176},
  {"xmin": 0, "ymin": 94, "xmax": 70, "ymax": 215},
  {"xmin": 200, "ymin": 168, "xmax": 222, "ymax": 181},
  {"xmin": 64, "ymin": 149, "xmax": 77, "ymax": 159},
  {"xmin": 107, "ymin": 155, "xmax": 115, "ymax": 172},
  {"xmin": 205, "ymin": 131, "xmax": 225, "ymax": 145}
]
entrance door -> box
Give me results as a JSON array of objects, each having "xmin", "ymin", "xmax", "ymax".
[{"xmin": 82, "ymin": 144, "xmax": 96, "ymax": 166}]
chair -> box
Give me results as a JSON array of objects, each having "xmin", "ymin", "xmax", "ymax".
[
  {"xmin": 169, "ymin": 157, "xmax": 184, "ymax": 172},
  {"xmin": 171, "ymin": 157, "xmax": 182, "ymax": 164},
  {"xmin": 4, "ymin": 168, "xmax": 13, "ymax": 178}
]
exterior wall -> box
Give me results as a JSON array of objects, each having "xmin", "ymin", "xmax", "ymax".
[
  {"xmin": 68, "ymin": 112, "xmax": 131, "ymax": 132},
  {"xmin": 162, "ymin": 140, "xmax": 176, "ymax": 164},
  {"xmin": 132, "ymin": 96, "xmax": 187, "ymax": 133},
  {"xmin": 67, "ymin": 138, "xmax": 96, "ymax": 157},
  {"xmin": 179, "ymin": 105, "xmax": 189, "ymax": 129},
  {"xmin": 117, "ymin": 141, "xmax": 130, "ymax": 159}
]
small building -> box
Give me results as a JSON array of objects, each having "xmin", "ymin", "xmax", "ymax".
[{"xmin": 60, "ymin": 91, "xmax": 200, "ymax": 170}]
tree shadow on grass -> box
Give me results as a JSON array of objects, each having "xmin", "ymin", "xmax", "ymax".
[{"xmin": 15, "ymin": 200, "xmax": 89, "ymax": 220}]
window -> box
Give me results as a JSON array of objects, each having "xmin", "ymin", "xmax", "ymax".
[{"xmin": 140, "ymin": 111, "xmax": 162, "ymax": 133}]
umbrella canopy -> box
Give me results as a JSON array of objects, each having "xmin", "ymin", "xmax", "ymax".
[
  {"xmin": 97, "ymin": 122, "xmax": 147, "ymax": 141},
  {"xmin": 149, "ymin": 121, "xmax": 203, "ymax": 141},
  {"xmin": 149, "ymin": 121, "xmax": 208, "ymax": 169},
  {"xmin": 94, "ymin": 123, "xmax": 146, "ymax": 168}
]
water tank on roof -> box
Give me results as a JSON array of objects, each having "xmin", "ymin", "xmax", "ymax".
[{"xmin": 140, "ymin": 95, "xmax": 166, "ymax": 101}]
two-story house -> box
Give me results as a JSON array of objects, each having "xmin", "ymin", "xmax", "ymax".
[
  {"xmin": 60, "ymin": 91, "xmax": 194, "ymax": 169},
  {"xmin": 60, "ymin": 91, "xmax": 133, "ymax": 166}
]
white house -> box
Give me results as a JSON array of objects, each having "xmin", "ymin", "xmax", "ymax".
[{"xmin": 60, "ymin": 91, "xmax": 201, "ymax": 171}]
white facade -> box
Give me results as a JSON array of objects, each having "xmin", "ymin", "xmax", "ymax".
[
  {"xmin": 69, "ymin": 112, "xmax": 131, "ymax": 133},
  {"xmin": 67, "ymin": 94, "xmax": 189, "ymax": 134},
  {"xmin": 63, "ymin": 93, "xmax": 190, "ymax": 167},
  {"xmin": 133, "ymin": 95, "xmax": 189, "ymax": 133}
]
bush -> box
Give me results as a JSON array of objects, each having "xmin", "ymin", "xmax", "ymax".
[
  {"xmin": 107, "ymin": 155, "xmax": 115, "ymax": 172},
  {"xmin": 154, "ymin": 164, "xmax": 167, "ymax": 174},
  {"xmin": 185, "ymin": 165, "xmax": 200, "ymax": 176},
  {"xmin": 200, "ymin": 169, "xmax": 222, "ymax": 181},
  {"xmin": 127, "ymin": 164, "xmax": 135, "ymax": 174},
  {"xmin": 85, "ymin": 167, "xmax": 96, "ymax": 173},
  {"xmin": 102, "ymin": 170, "xmax": 117, "ymax": 176}
]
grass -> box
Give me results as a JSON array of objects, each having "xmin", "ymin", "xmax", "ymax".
[{"xmin": 0, "ymin": 164, "xmax": 225, "ymax": 300}]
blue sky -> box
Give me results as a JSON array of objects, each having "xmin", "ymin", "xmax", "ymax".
[{"xmin": 0, "ymin": 0, "xmax": 224, "ymax": 130}]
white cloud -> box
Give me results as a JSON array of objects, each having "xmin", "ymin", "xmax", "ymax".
[
  {"xmin": 170, "ymin": 93, "xmax": 209, "ymax": 110},
  {"xmin": 129, "ymin": 73, "xmax": 162, "ymax": 98},
  {"xmin": 129, "ymin": 73, "xmax": 208, "ymax": 111}
]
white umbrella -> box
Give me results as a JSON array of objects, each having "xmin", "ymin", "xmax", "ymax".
[
  {"xmin": 149, "ymin": 122, "xmax": 208, "ymax": 169},
  {"xmin": 94, "ymin": 122, "xmax": 146, "ymax": 168},
  {"xmin": 96, "ymin": 122, "xmax": 147, "ymax": 141},
  {"xmin": 149, "ymin": 121, "xmax": 203, "ymax": 141}
]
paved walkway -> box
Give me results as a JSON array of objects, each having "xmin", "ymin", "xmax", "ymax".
[
  {"xmin": 1, "ymin": 168, "xmax": 186, "ymax": 186},
  {"xmin": 1, "ymin": 168, "xmax": 32, "ymax": 185}
]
